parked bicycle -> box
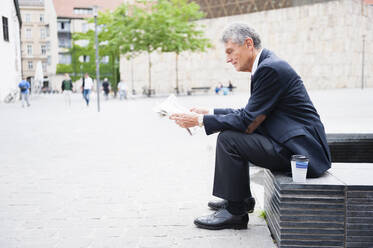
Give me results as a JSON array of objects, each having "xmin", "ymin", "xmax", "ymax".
[{"xmin": 4, "ymin": 89, "xmax": 19, "ymax": 103}]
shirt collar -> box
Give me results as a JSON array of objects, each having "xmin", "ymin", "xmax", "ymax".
[{"xmin": 251, "ymin": 48, "xmax": 263, "ymax": 76}]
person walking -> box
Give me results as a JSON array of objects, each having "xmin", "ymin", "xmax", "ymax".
[
  {"xmin": 61, "ymin": 73, "xmax": 73, "ymax": 107},
  {"xmin": 83, "ymin": 73, "xmax": 93, "ymax": 106},
  {"xmin": 18, "ymin": 78, "xmax": 31, "ymax": 107},
  {"xmin": 117, "ymin": 79, "xmax": 128, "ymax": 100},
  {"xmin": 102, "ymin": 78, "xmax": 110, "ymax": 101}
]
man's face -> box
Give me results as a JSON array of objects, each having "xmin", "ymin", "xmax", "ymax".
[{"xmin": 225, "ymin": 39, "xmax": 254, "ymax": 72}]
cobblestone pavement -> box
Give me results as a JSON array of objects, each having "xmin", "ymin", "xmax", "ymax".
[{"xmin": 0, "ymin": 88, "xmax": 372, "ymax": 248}]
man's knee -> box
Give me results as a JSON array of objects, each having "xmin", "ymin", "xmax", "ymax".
[{"xmin": 217, "ymin": 130, "xmax": 237, "ymax": 145}]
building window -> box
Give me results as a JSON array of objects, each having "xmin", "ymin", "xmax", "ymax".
[
  {"xmin": 47, "ymin": 56, "xmax": 51, "ymax": 65},
  {"xmin": 40, "ymin": 14, "xmax": 44, "ymax": 23},
  {"xmin": 82, "ymin": 55, "xmax": 90, "ymax": 62},
  {"xmin": 42, "ymin": 61, "xmax": 47, "ymax": 71},
  {"xmin": 25, "ymin": 14, "xmax": 31, "ymax": 23},
  {"xmin": 46, "ymin": 41, "xmax": 50, "ymax": 51},
  {"xmin": 40, "ymin": 28, "xmax": 46, "ymax": 39},
  {"xmin": 101, "ymin": 56, "xmax": 109, "ymax": 64},
  {"xmin": 76, "ymin": 39, "xmax": 89, "ymax": 47},
  {"xmin": 82, "ymin": 23, "xmax": 88, "ymax": 33},
  {"xmin": 59, "ymin": 54, "xmax": 71, "ymax": 64},
  {"xmin": 73, "ymin": 8, "xmax": 93, "ymax": 15},
  {"xmin": 2, "ymin": 17, "xmax": 9, "ymax": 42},
  {"xmin": 59, "ymin": 38, "xmax": 71, "ymax": 48},
  {"xmin": 46, "ymin": 25, "xmax": 50, "ymax": 37},
  {"xmin": 28, "ymin": 61, "xmax": 33, "ymax": 70},
  {"xmin": 41, "ymin": 45, "xmax": 46, "ymax": 55},
  {"xmin": 27, "ymin": 44, "xmax": 32, "ymax": 56},
  {"xmin": 58, "ymin": 21, "xmax": 70, "ymax": 32},
  {"xmin": 26, "ymin": 28, "xmax": 32, "ymax": 39}
]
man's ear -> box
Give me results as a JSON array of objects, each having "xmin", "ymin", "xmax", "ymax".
[{"xmin": 245, "ymin": 38, "xmax": 254, "ymax": 48}]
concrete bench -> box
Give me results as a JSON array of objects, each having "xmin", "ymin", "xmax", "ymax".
[
  {"xmin": 264, "ymin": 133, "xmax": 373, "ymax": 248},
  {"xmin": 327, "ymin": 133, "xmax": 373, "ymax": 163},
  {"xmin": 142, "ymin": 88, "xmax": 155, "ymax": 96},
  {"xmin": 187, "ymin": 87, "xmax": 211, "ymax": 95}
]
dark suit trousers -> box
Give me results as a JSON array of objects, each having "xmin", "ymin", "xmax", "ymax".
[{"xmin": 213, "ymin": 130, "xmax": 291, "ymax": 202}]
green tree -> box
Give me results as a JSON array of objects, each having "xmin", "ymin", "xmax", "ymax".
[
  {"xmin": 56, "ymin": 1, "xmax": 211, "ymax": 97},
  {"xmin": 57, "ymin": 4, "xmax": 135, "ymax": 92},
  {"xmin": 126, "ymin": 5, "xmax": 164, "ymax": 96},
  {"xmin": 154, "ymin": 0, "xmax": 212, "ymax": 94},
  {"xmin": 129, "ymin": 0, "xmax": 211, "ymax": 96}
]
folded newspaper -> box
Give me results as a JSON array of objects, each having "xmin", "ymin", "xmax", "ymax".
[{"xmin": 153, "ymin": 94, "xmax": 201, "ymax": 135}]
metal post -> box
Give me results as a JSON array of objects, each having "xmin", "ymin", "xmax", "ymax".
[
  {"xmin": 94, "ymin": 6, "xmax": 101, "ymax": 112},
  {"xmin": 131, "ymin": 59, "xmax": 135, "ymax": 95},
  {"xmin": 361, "ymin": 35, "xmax": 365, "ymax": 90}
]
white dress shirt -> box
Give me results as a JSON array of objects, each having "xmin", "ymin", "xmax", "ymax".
[{"xmin": 251, "ymin": 48, "xmax": 263, "ymax": 76}]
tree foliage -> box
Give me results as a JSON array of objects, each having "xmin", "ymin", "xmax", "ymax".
[{"xmin": 56, "ymin": 0, "xmax": 211, "ymax": 95}]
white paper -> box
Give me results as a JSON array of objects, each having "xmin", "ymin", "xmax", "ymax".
[{"xmin": 153, "ymin": 94, "xmax": 201, "ymax": 135}]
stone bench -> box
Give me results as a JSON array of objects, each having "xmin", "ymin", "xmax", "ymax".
[
  {"xmin": 327, "ymin": 133, "xmax": 373, "ymax": 163},
  {"xmin": 142, "ymin": 88, "xmax": 155, "ymax": 96},
  {"xmin": 264, "ymin": 133, "xmax": 373, "ymax": 248},
  {"xmin": 187, "ymin": 87, "xmax": 211, "ymax": 95}
]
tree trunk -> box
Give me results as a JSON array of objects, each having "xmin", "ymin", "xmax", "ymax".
[
  {"xmin": 131, "ymin": 59, "xmax": 135, "ymax": 95},
  {"xmin": 148, "ymin": 52, "xmax": 152, "ymax": 97},
  {"xmin": 175, "ymin": 53, "xmax": 179, "ymax": 95},
  {"xmin": 112, "ymin": 52, "xmax": 117, "ymax": 97}
]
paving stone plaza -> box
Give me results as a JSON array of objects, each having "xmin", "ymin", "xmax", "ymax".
[{"xmin": 0, "ymin": 88, "xmax": 372, "ymax": 248}]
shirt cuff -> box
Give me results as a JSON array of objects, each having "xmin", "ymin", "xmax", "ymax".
[
  {"xmin": 198, "ymin": 114, "xmax": 204, "ymax": 127},
  {"xmin": 209, "ymin": 109, "xmax": 214, "ymax": 115}
]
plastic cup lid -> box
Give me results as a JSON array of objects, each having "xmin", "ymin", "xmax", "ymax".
[{"xmin": 291, "ymin": 155, "xmax": 309, "ymax": 162}]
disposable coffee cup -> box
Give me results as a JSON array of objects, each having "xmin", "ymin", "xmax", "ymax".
[{"xmin": 291, "ymin": 155, "xmax": 309, "ymax": 183}]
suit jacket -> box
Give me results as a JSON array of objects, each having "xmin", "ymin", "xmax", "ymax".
[{"xmin": 203, "ymin": 49, "xmax": 331, "ymax": 177}]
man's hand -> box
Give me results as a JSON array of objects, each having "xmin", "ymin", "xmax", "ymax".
[
  {"xmin": 190, "ymin": 108, "xmax": 209, "ymax": 115},
  {"xmin": 170, "ymin": 113, "xmax": 199, "ymax": 128}
]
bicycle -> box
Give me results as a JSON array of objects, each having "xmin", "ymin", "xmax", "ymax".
[{"xmin": 4, "ymin": 89, "xmax": 19, "ymax": 103}]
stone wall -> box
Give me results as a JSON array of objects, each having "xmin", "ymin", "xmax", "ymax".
[{"xmin": 120, "ymin": 0, "xmax": 373, "ymax": 94}]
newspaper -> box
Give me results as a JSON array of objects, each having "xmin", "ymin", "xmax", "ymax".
[{"xmin": 153, "ymin": 94, "xmax": 201, "ymax": 135}]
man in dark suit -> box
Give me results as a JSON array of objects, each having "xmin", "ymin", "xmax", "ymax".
[{"xmin": 170, "ymin": 23, "xmax": 331, "ymax": 230}]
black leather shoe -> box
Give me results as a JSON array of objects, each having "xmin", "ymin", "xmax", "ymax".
[
  {"xmin": 208, "ymin": 197, "xmax": 256, "ymax": 213},
  {"xmin": 194, "ymin": 209, "xmax": 248, "ymax": 230}
]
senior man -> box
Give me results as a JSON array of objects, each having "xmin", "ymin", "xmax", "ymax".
[{"xmin": 170, "ymin": 23, "xmax": 331, "ymax": 230}]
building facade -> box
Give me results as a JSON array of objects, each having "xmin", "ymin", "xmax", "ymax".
[
  {"xmin": 121, "ymin": 0, "xmax": 373, "ymax": 94},
  {"xmin": 0, "ymin": 0, "xmax": 22, "ymax": 102},
  {"xmin": 19, "ymin": 0, "xmax": 58, "ymax": 92},
  {"xmin": 53, "ymin": 0, "xmax": 123, "ymax": 89}
]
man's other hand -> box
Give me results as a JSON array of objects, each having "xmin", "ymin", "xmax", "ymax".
[
  {"xmin": 170, "ymin": 113, "xmax": 199, "ymax": 128},
  {"xmin": 190, "ymin": 108, "xmax": 209, "ymax": 114}
]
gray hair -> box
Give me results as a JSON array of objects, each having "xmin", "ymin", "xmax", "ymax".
[{"xmin": 222, "ymin": 23, "xmax": 262, "ymax": 49}]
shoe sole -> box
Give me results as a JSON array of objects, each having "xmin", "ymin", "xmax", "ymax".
[{"xmin": 194, "ymin": 221, "xmax": 248, "ymax": 230}]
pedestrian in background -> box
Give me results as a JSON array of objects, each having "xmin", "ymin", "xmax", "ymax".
[
  {"xmin": 117, "ymin": 79, "xmax": 128, "ymax": 100},
  {"xmin": 61, "ymin": 73, "xmax": 73, "ymax": 107},
  {"xmin": 215, "ymin": 83, "xmax": 223, "ymax": 94},
  {"xmin": 83, "ymin": 73, "xmax": 93, "ymax": 106},
  {"xmin": 18, "ymin": 78, "xmax": 31, "ymax": 108},
  {"xmin": 102, "ymin": 78, "xmax": 110, "ymax": 100},
  {"xmin": 228, "ymin": 81, "xmax": 234, "ymax": 92}
]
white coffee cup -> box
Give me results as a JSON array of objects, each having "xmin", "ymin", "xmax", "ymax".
[{"xmin": 291, "ymin": 155, "xmax": 309, "ymax": 183}]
